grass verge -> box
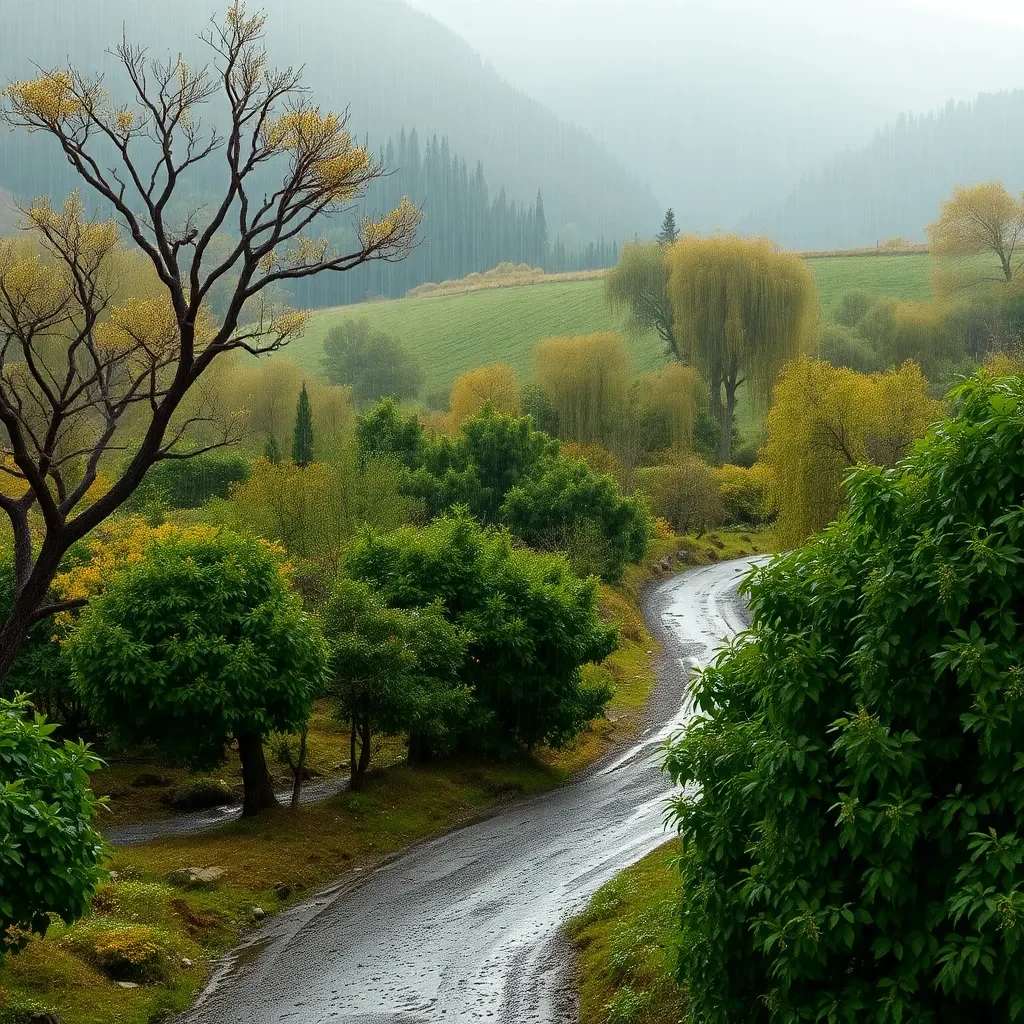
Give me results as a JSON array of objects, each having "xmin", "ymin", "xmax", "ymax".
[{"xmin": 566, "ymin": 841, "xmax": 685, "ymax": 1024}]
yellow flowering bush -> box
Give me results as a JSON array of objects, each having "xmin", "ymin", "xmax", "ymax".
[{"xmin": 88, "ymin": 926, "xmax": 168, "ymax": 982}]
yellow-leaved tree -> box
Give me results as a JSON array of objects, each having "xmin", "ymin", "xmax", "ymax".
[
  {"xmin": 639, "ymin": 362, "xmax": 708, "ymax": 451},
  {"xmin": 447, "ymin": 364, "xmax": 521, "ymax": 429},
  {"xmin": 0, "ymin": 3, "xmax": 419, "ymax": 675},
  {"xmin": 928, "ymin": 180, "xmax": 1024, "ymax": 292},
  {"xmin": 666, "ymin": 235, "xmax": 817, "ymax": 463},
  {"xmin": 533, "ymin": 333, "xmax": 630, "ymax": 443},
  {"xmin": 762, "ymin": 359, "xmax": 941, "ymax": 546}
]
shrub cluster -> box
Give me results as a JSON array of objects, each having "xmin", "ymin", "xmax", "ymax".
[{"xmin": 667, "ymin": 373, "xmax": 1024, "ymax": 1019}]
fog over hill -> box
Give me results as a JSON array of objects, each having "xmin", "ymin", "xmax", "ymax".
[
  {"xmin": 740, "ymin": 91, "xmax": 1024, "ymax": 250},
  {"xmin": 0, "ymin": 0, "xmax": 659, "ymax": 245},
  {"xmin": 410, "ymin": 0, "xmax": 1024, "ymax": 243}
]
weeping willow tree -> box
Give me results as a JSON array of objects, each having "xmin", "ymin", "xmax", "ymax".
[
  {"xmin": 533, "ymin": 333, "xmax": 630, "ymax": 444},
  {"xmin": 605, "ymin": 240, "xmax": 677, "ymax": 357},
  {"xmin": 762, "ymin": 358, "xmax": 940, "ymax": 546},
  {"xmin": 666, "ymin": 235, "xmax": 817, "ymax": 462},
  {"xmin": 640, "ymin": 362, "xmax": 708, "ymax": 451}
]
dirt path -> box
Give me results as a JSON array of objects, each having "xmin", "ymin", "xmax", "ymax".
[{"xmin": 174, "ymin": 556, "xmax": 761, "ymax": 1024}]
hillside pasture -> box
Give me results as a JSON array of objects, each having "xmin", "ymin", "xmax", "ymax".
[{"xmin": 284, "ymin": 252, "xmax": 936, "ymax": 399}]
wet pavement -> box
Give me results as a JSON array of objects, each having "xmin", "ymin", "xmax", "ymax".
[{"xmin": 176, "ymin": 557, "xmax": 761, "ymax": 1024}]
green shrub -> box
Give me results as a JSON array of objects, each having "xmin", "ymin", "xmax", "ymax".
[
  {"xmin": 667, "ymin": 372, "xmax": 1024, "ymax": 1020},
  {"xmin": 635, "ymin": 458, "xmax": 723, "ymax": 536},
  {"xmin": 345, "ymin": 510, "xmax": 617, "ymax": 753},
  {"xmin": 501, "ymin": 459, "xmax": 652, "ymax": 583},
  {"xmin": 0, "ymin": 696, "xmax": 103, "ymax": 957},
  {"xmin": 710, "ymin": 464, "xmax": 772, "ymax": 527}
]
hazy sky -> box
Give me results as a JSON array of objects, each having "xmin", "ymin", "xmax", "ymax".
[
  {"xmin": 405, "ymin": 0, "xmax": 1024, "ymax": 109},
  {"xmin": 403, "ymin": 0, "xmax": 1024, "ymax": 219}
]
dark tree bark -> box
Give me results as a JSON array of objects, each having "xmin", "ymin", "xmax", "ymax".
[
  {"xmin": 289, "ymin": 730, "xmax": 307, "ymax": 813},
  {"xmin": 237, "ymin": 732, "xmax": 279, "ymax": 817},
  {"xmin": 407, "ymin": 730, "xmax": 433, "ymax": 766}
]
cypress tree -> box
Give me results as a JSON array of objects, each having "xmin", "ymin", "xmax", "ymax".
[
  {"xmin": 657, "ymin": 208, "xmax": 679, "ymax": 244},
  {"xmin": 292, "ymin": 383, "xmax": 314, "ymax": 468}
]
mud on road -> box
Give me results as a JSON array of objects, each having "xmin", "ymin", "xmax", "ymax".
[{"xmin": 176, "ymin": 557, "xmax": 762, "ymax": 1024}]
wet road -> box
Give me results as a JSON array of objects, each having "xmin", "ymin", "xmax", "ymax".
[{"xmin": 177, "ymin": 557, "xmax": 760, "ymax": 1024}]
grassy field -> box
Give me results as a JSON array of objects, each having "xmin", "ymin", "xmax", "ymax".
[{"xmin": 283, "ymin": 253, "xmax": 935, "ymax": 402}]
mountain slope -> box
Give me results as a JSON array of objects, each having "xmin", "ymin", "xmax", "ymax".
[
  {"xmin": 740, "ymin": 91, "xmax": 1024, "ymax": 250},
  {"xmin": 0, "ymin": 0, "xmax": 659, "ymax": 244}
]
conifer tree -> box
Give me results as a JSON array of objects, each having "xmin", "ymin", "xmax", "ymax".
[
  {"xmin": 292, "ymin": 383, "xmax": 314, "ymax": 468},
  {"xmin": 657, "ymin": 208, "xmax": 679, "ymax": 245}
]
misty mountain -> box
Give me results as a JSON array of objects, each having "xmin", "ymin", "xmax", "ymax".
[
  {"xmin": 739, "ymin": 91, "xmax": 1024, "ymax": 250},
  {"xmin": 414, "ymin": 0, "xmax": 1024, "ymax": 237},
  {"xmin": 0, "ymin": 0, "xmax": 659, "ymax": 246}
]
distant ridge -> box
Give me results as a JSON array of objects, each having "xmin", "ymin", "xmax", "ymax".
[
  {"xmin": 739, "ymin": 90, "xmax": 1024, "ymax": 250},
  {"xmin": 0, "ymin": 0, "xmax": 659, "ymax": 245}
]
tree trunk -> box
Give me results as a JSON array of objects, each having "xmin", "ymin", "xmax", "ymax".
[
  {"xmin": 358, "ymin": 721, "xmax": 372, "ymax": 778},
  {"xmin": 0, "ymin": 545, "xmax": 63, "ymax": 683},
  {"xmin": 407, "ymin": 730, "xmax": 433, "ymax": 766},
  {"xmin": 290, "ymin": 730, "xmax": 307, "ymax": 813},
  {"xmin": 237, "ymin": 732, "xmax": 279, "ymax": 817},
  {"xmin": 717, "ymin": 377, "xmax": 738, "ymax": 465},
  {"xmin": 350, "ymin": 718, "xmax": 364, "ymax": 792}
]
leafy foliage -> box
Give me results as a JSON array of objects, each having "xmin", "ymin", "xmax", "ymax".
[
  {"xmin": 928, "ymin": 180, "xmax": 1024, "ymax": 289},
  {"xmin": 345, "ymin": 511, "xmax": 617, "ymax": 752},
  {"xmin": 447, "ymin": 363, "xmax": 521, "ymax": 428},
  {"xmin": 0, "ymin": 694, "xmax": 104, "ymax": 956},
  {"xmin": 292, "ymin": 382, "xmax": 314, "ymax": 469},
  {"xmin": 323, "ymin": 578, "xmax": 471, "ymax": 786},
  {"xmin": 666, "ymin": 373, "xmax": 1024, "ymax": 1021},
  {"xmin": 533, "ymin": 333, "xmax": 631, "ymax": 444},
  {"xmin": 127, "ymin": 451, "xmax": 250, "ymax": 513},
  {"xmin": 406, "ymin": 406, "xmax": 560, "ymax": 524},
  {"xmin": 321, "ymin": 318, "xmax": 424, "ymax": 406},
  {"xmin": 635, "ymin": 458, "xmax": 724, "ymax": 537},
  {"xmin": 605, "ymin": 241, "xmax": 677, "ymax": 357},
  {"xmin": 666, "ymin": 235, "xmax": 818, "ymax": 462},
  {"xmin": 68, "ymin": 529, "xmax": 327, "ymax": 813},
  {"xmin": 501, "ymin": 459, "xmax": 652, "ymax": 583},
  {"xmin": 762, "ymin": 358, "xmax": 940, "ymax": 546}
]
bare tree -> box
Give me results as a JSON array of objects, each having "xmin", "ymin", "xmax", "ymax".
[{"xmin": 0, "ymin": 3, "xmax": 419, "ymax": 677}]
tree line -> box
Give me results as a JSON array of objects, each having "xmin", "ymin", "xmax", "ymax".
[{"xmin": 287, "ymin": 127, "xmax": 618, "ymax": 309}]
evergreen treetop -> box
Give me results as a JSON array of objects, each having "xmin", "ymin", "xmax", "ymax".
[{"xmin": 292, "ymin": 383, "xmax": 314, "ymax": 468}]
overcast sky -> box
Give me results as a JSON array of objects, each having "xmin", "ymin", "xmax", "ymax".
[{"xmin": 405, "ymin": 0, "xmax": 1024, "ymax": 112}]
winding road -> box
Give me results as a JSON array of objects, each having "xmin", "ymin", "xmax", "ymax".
[{"xmin": 176, "ymin": 556, "xmax": 760, "ymax": 1024}]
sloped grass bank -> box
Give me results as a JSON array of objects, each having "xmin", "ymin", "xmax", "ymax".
[{"xmin": 567, "ymin": 841, "xmax": 685, "ymax": 1024}]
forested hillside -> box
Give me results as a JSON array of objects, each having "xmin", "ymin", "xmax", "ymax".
[
  {"xmin": 743, "ymin": 90, "xmax": 1024, "ymax": 248},
  {"xmin": 290, "ymin": 131, "xmax": 617, "ymax": 308},
  {"xmin": 0, "ymin": 0, "xmax": 657, "ymax": 249}
]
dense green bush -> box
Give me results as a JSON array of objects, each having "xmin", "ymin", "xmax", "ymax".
[
  {"xmin": 819, "ymin": 321, "xmax": 880, "ymax": 373},
  {"xmin": 666, "ymin": 373, "xmax": 1024, "ymax": 1020},
  {"xmin": 355, "ymin": 398, "xmax": 425, "ymax": 469},
  {"xmin": 323, "ymin": 577, "xmax": 471, "ymax": 785},
  {"xmin": 0, "ymin": 695, "xmax": 104, "ymax": 956},
  {"xmin": 321, "ymin": 318, "xmax": 424, "ymax": 406},
  {"xmin": 68, "ymin": 529, "xmax": 327, "ymax": 816},
  {"xmin": 406, "ymin": 406, "xmax": 560, "ymax": 523},
  {"xmin": 501, "ymin": 458, "xmax": 652, "ymax": 583},
  {"xmin": 635, "ymin": 458, "xmax": 724, "ymax": 536},
  {"xmin": 345, "ymin": 511, "xmax": 617, "ymax": 752}
]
